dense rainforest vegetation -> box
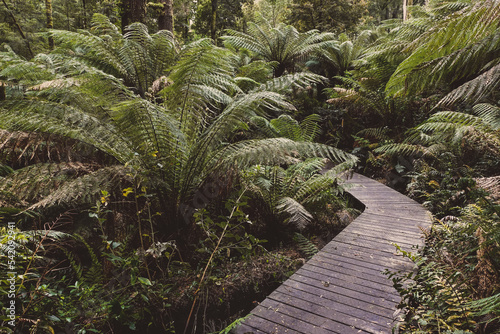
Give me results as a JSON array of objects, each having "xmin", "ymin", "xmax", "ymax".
[{"xmin": 0, "ymin": 0, "xmax": 499, "ymax": 333}]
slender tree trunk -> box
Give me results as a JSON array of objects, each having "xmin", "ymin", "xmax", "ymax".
[
  {"xmin": 0, "ymin": 82, "xmax": 5, "ymax": 101},
  {"xmin": 46, "ymin": 0, "xmax": 54, "ymax": 49},
  {"xmin": 81, "ymin": 0, "xmax": 87, "ymax": 28},
  {"xmin": 121, "ymin": 0, "xmax": 147, "ymax": 31},
  {"xmin": 211, "ymin": 0, "xmax": 217, "ymax": 41},
  {"xmin": 158, "ymin": 0, "xmax": 174, "ymax": 32},
  {"xmin": 1, "ymin": 0, "xmax": 34, "ymax": 58},
  {"xmin": 403, "ymin": 0, "xmax": 407, "ymax": 21}
]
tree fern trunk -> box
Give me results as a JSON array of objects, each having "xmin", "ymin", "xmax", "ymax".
[{"xmin": 158, "ymin": 0, "xmax": 174, "ymax": 32}]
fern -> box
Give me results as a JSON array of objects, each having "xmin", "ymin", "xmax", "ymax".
[
  {"xmin": 73, "ymin": 234, "xmax": 104, "ymax": 285},
  {"xmin": 222, "ymin": 20, "xmax": 336, "ymax": 77},
  {"xmin": 243, "ymin": 158, "xmax": 345, "ymax": 229},
  {"xmin": 1, "ymin": 32, "xmax": 357, "ymax": 227},
  {"xmin": 293, "ymin": 232, "xmax": 319, "ymax": 259},
  {"xmin": 385, "ymin": 0, "xmax": 499, "ymax": 104}
]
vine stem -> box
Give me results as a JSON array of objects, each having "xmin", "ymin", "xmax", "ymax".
[{"xmin": 183, "ymin": 188, "xmax": 247, "ymax": 334}]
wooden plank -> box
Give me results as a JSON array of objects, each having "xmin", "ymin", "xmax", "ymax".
[
  {"xmin": 234, "ymin": 313, "xmax": 302, "ymax": 334},
  {"xmin": 341, "ymin": 224, "xmax": 423, "ymax": 244},
  {"xmin": 339, "ymin": 225, "xmax": 424, "ymax": 246},
  {"xmin": 309, "ymin": 251, "xmax": 398, "ymax": 279},
  {"xmin": 354, "ymin": 213, "xmax": 430, "ymax": 228},
  {"xmin": 343, "ymin": 221, "xmax": 423, "ymax": 239},
  {"xmin": 235, "ymin": 173, "xmax": 432, "ymax": 334},
  {"xmin": 305, "ymin": 257, "xmax": 395, "ymax": 287},
  {"xmin": 267, "ymin": 291, "xmax": 392, "ymax": 333},
  {"xmin": 279, "ymin": 279, "xmax": 395, "ymax": 316},
  {"xmin": 332, "ymin": 230, "xmax": 417, "ymax": 251},
  {"xmin": 366, "ymin": 211, "xmax": 432, "ymax": 224},
  {"xmin": 313, "ymin": 251, "xmax": 406, "ymax": 277},
  {"xmin": 278, "ymin": 276, "xmax": 399, "ymax": 313},
  {"xmin": 292, "ymin": 267, "xmax": 401, "ymax": 299},
  {"xmin": 322, "ymin": 240, "xmax": 416, "ymax": 267}
]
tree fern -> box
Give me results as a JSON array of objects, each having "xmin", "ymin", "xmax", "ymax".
[
  {"xmin": 49, "ymin": 14, "xmax": 177, "ymax": 98},
  {"xmin": 385, "ymin": 0, "xmax": 499, "ymax": 104},
  {"xmin": 1, "ymin": 34, "xmax": 357, "ymax": 228},
  {"xmin": 222, "ymin": 19, "xmax": 337, "ymax": 77},
  {"xmin": 243, "ymin": 158, "xmax": 345, "ymax": 229},
  {"xmin": 377, "ymin": 103, "xmax": 500, "ymax": 165}
]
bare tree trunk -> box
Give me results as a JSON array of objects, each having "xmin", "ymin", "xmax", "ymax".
[
  {"xmin": 121, "ymin": 0, "xmax": 147, "ymax": 31},
  {"xmin": 46, "ymin": 0, "xmax": 54, "ymax": 49},
  {"xmin": 1, "ymin": 0, "xmax": 34, "ymax": 58},
  {"xmin": 403, "ymin": 0, "xmax": 407, "ymax": 21},
  {"xmin": 158, "ymin": 0, "xmax": 174, "ymax": 32},
  {"xmin": 211, "ymin": 0, "xmax": 217, "ymax": 41}
]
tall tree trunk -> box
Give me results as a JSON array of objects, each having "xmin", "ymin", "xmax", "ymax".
[
  {"xmin": 121, "ymin": 0, "xmax": 147, "ymax": 31},
  {"xmin": 210, "ymin": 0, "xmax": 217, "ymax": 41},
  {"xmin": 1, "ymin": 0, "xmax": 34, "ymax": 58},
  {"xmin": 403, "ymin": 0, "xmax": 407, "ymax": 21},
  {"xmin": 46, "ymin": 0, "xmax": 54, "ymax": 49},
  {"xmin": 81, "ymin": 0, "xmax": 87, "ymax": 28},
  {"xmin": 158, "ymin": 0, "xmax": 174, "ymax": 32}
]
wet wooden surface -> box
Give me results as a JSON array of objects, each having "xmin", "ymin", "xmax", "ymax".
[{"xmin": 233, "ymin": 173, "xmax": 432, "ymax": 334}]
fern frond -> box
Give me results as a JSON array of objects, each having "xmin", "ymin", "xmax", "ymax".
[
  {"xmin": 270, "ymin": 115, "xmax": 303, "ymax": 141},
  {"xmin": 374, "ymin": 143, "xmax": 431, "ymax": 157},
  {"xmin": 300, "ymin": 114, "xmax": 322, "ymax": 142},
  {"xmin": 73, "ymin": 234, "xmax": 103, "ymax": 285},
  {"xmin": 223, "ymin": 21, "xmax": 336, "ymax": 76},
  {"xmin": 276, "ymin": 197, "xmax": 313, "ymax": 229},
  {"xmin": 437, "ymin": 62, "xmax": 500, "ymax": 107},
  {"xmin": 293, "ymin": 232, "xmax": 319, "ymax": 259},
  {"xmin": 294, "ymin": 175, "xmax": 337, "ymax": 205},
  {"xmin": 356, "ymin": 127, "xmax": 390, "ymax": 141},
  {"xmin": 386, "ymin": 0, "xmax": 499, "ymax": 98},
  {"xmin": 255, "ymin": 72, "xmax": 327, "ymax": 94},
  {"xmin": 29, "ymin": 165, "xmax": 133, "ymax": 210},
  {"xmin": 473, "ymin": 103, "xmax": 500, "ymax": 130},
  {"xmin": 61, "ymin": 247, "xmax": 84, "ymax": 282},
  {"xmin": 0, "ymin": 162, "xmax": 99, "ymax": 205},
  {"xmin": 212, "ymin": 138, "xmax": 358, "ymax": 173}
]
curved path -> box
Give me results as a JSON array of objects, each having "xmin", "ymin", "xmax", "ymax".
[{"xmin": 233, "ymin": 172, "xmax": 432, "ymax": 334}]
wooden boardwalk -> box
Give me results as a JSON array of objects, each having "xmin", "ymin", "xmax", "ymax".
[{"xmin": 233, "ymin": 173, "xmax": 432, "ymax": 334}]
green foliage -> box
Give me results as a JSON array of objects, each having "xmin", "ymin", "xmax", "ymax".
[
  {"xmin": 49, "ymin": 14, "xmax": 177, "ymax": 98},
  {"xmin": 0, "ymin": 32, "xmax": 356, "ymax": 227},
  {"xmin": 251, "ymin": 113, "xmax": 321, "ymax": 142},
  {"xmin": 376, "ymin": 103, "xmax": 500, "ymax": 178},
  {"xmin": 192, "ymin": 0, "xmax": 252, "ymax": 40},
  {"xmin": 222, "ymin": 20, "xmax": 337, "ymax": 77},
  {"xmin": 242, "ymin": 158, "xmax": 345, "ymax": 229},
  {"xmin": 384, "ymin": 0, "xmax": 499, "ymax": 106},
  {"xmin": 293, "ymin": 232, "xmax": 318, "ymax": 259},
  {"xmin": 194, "ymin": 197, "xmax": 265, "ymax": 264},
  {"xmin": 286, "ymin": 0, "xmax": 367, "ymax": 33},
  {"xmin": 0, "ymin": 219, "xmax": 176, "ymax": 333},
  {"xmin": 405, "ymin": 162, "xmax": 483, "ymax": 216},
  {"xmin": 388, "ymin": 192, "xmax": 500, "ymax": 333},
  {"xmin": 387, "ymin": 245, "xmax": 476, "ymax": 333}
]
